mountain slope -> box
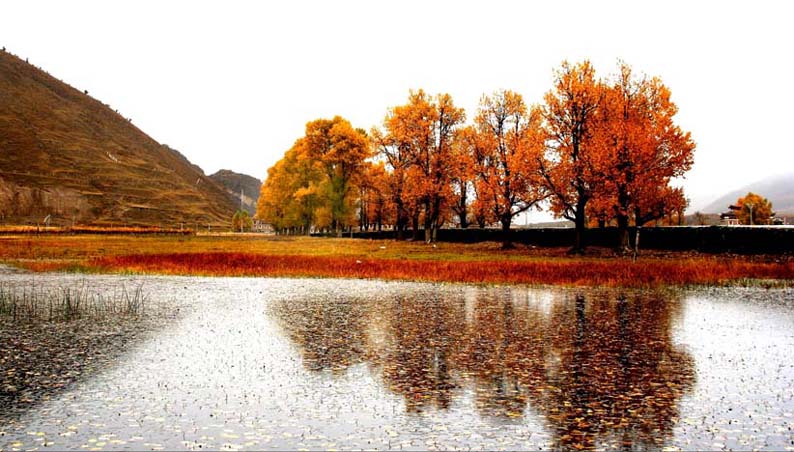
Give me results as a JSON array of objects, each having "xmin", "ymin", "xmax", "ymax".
[
  {"xmin": 701, "ymin": 172, "xmax": 794, "ymax": 214},
  {"xmin": 0, "ymin": 49, "xmax": 237, "ymax": 227},
  {"xmin": 208, "ymin": 170, "xmax": 261, "ymax": 216}
]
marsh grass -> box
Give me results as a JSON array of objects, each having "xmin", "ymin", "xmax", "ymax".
[
  {"xmin": 92, "ymin": 252, "xmax": 794, "ymax": 288},
  {"xmin": 0, "ymin": 282, "xmax": 146, "ymax": 322}
]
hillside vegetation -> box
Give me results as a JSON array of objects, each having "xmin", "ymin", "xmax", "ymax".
[{"xmin": 0, "ymin": 50, "xmax": 237, "ymax": 227}]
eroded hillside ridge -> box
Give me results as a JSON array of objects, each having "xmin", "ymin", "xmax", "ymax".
[
  {"xmin": 209, "ymin": 169, "xmax": 262, "ymax": 215},
  {"xmin": 0, "ymin": 50, "xmax": 237, "ymax": 227}
]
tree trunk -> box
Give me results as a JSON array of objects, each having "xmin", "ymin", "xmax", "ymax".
[
  {"xmin": 500, "ymin": 215, "xmax": 514, "ymax": 249},
  {"xmin": 425, "ymin": 197, "xmax": 441, "ymax": 243},
  {"xmin": 458, "ymin": 183, "xmax": 468, "ymax": 229},
  {"xmin": 395, "ymin": 200, "xmax": 407, "ymax": 240},
  {"xmin": 411, "ymin": 211, "xmax": 420, "ymax": 241},
  {"xmin": 616, "ymin": 213, "xmax": 631, "ymax": 254},
  {"xmin": 423, "ymin": 199, "xmax": 433, "ymax": 243},
  {"xmin": 477, "ymin": 215, "xmax": 486, "ymax": 229},
  {"xmin": 571, "ymin": 199, "xmax": 587, "ymax": 254}
]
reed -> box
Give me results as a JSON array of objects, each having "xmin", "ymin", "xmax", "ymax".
[{"xmin": 0, "ymin": 283, "xmax": 146, "ymax": 322}]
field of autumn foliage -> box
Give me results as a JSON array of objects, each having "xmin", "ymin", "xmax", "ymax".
[{"xmin": 1, "ymin": 234, "xmax": 792, "ymax": 287}]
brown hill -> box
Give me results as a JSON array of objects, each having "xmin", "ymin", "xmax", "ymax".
[
  {"xmin": 0, "ymin": 49, "xmax": 237, "ymax": 228},
  {"xmin": 208, "ymin": 169, "xmax": 262, "ymax": 216}
]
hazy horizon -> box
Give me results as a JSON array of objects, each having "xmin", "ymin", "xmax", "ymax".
[{"xmin": 3, "ymin": 0, "xmax": 792, "ymax": 217}]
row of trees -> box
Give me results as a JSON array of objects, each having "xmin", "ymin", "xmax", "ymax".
[{"xmin": 257, "ymin": 60, "xmax": 696, "ymax": 252}]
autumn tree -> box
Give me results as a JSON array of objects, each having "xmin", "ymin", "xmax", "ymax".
[
  {"xmin": 375, "ymin": 90, "xmax": 466, "ymax": 242},
  {"xmin": 635, "ymin": 185, "xmax": 688, "ymax": 227},
  {"xmin": 257, "ymin": 116, "xmax": 368, "ymax": 236},
  {"xmin": 413, "ymin": 91, "xmax": 465, "ymax": 242},
  {"xmin": 371, "ymin": 129, "xmax": 410, "ymax": 237},
  {"xmin": 256, "ymin": 162, "xmax": 290, "ymax": 232},
  {"xmin": 358, "ymin": 161, "xmax": 393, "ymax": 231},
  {"xmin": 540, "ymin": 61, "xmax": 608, "ymax": 253},
  {"xmin": 449, "ymin": 129, "xmax": 476, "ymax": 229},
  {"xmin": 600, "ymin": 62, "xmax": 695, "ymax": 252},
  {"xmin": 257, "ymin": 144, "xmax": 322, "ymax": 234},
  {"xmin": 468, "ymin": 91, "xmax": 546, "ymax": 248},
  {"xmin": 303, "ymin": 117, "xmax": 370, "ymax": 236},
  {"xmin": 470, "ymin": 193, "xmax": 491, "ymax": 229},
  {"xmin": 231, "ymin": 209, "xmax": 253, "ymax": 232},
  {"xmin": 733, "ymin": 192, "xmax": 773, "ymax": 225}
]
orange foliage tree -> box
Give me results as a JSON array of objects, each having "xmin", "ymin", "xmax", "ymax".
[
  {"xmin": 257, "ymin": 143, "xmax": 322, "ymax": 234},
  {"xmin": 358, "ymin": 161, "xmax": 393, "ymax": 231},
  {"xmin": 467, "ymin": 90, "xmax": 547, "ymax": 248},
  {"xmin": 539, "ymin": 61, "xmax": 608, "ymax": 253},
  {"xmin": 733, "ymin": 192, "xmax": 773, "ymax": 225},
  {"xmin": 449, "ymin": 128, "xmax": 476, "ymax": 229},
  {"xmin": 372, "ymin": 119, "xmax": 412, "ymax": 238},
  {"xmin": 599, "ymin": 63, "xmax": 695, "ymax": 251},
  {"xmin": 374, "ymin": 90, "xmax": 465, "ymax": 242}
]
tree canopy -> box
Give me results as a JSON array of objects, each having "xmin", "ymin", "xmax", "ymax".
[
  {"xmin": 733, "ymin": 192, "xmax": 773, "ymax": 225},
  {"xmin": 256, "ymin": 61, "xmax": 696, "ymax": 251},
  {"xmin": 231, "ymin": 209, "xmax": 253, "ymax": 232}
]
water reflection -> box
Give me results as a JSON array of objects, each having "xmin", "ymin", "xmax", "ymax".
[
  {"xmin": 375, "ymin": 294, "xmax": 467, "ymax": 412},
  {"xmin": 273, "ymin": 288, "xmax": 696, "ymax": 450},
  {"xmin": 530, "ymin": 292, "xmax": 696, "ymax": 450},
  {"xmin": 276, "ymin": 296, "xmax": 367, "ymax": 373}
]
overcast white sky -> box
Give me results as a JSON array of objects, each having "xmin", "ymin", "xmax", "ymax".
[{"xmin": 3, "ymin": 0, "xmax": 793, "ymax": 214}]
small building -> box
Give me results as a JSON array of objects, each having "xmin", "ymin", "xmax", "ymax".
[
  {"xmin": 720, "ymin": 210, "xmax": 739, "ymax": 225},
  {"xmin": 721, "ymin": 204, "xmax": 779, "ymax": 225},
  {"xmin": 252, "ymin": 219, "xmax": 274, "ymax": 234}
]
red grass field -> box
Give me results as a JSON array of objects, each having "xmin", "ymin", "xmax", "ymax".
[
  {"xmin": 3, "ymin": 235, "xmax": 792, "ymax": 287},
  {"xmin": 91, "ymin": 252, "xmax": 794, "ymax": 288}
]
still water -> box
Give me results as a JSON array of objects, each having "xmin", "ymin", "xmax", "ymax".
[{"xmin": 1, "ymin": 272, "xmax": 793, "ymax": 451}]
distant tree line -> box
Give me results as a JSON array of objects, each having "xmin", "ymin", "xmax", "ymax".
[{"xmin": 256, "ymin": 60, "xmax": 696, "ymax": 253}]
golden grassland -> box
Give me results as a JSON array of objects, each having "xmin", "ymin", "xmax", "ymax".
[{"xmin": 1, "ymin": 234, "xmax": 792, "ymax": 287}]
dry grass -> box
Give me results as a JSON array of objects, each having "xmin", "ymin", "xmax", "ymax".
[
  {"xmin": 1, "ymin": 234, "xmax": 792, "ymax": 287},
  {"xmin": 0, "ymin": 225, "xmax": 191, "ymax": 235},
  {"xmin": 90, "ymin": 252, "xmax": 794, "ymax": 287},
  {"xmin": 0, "ymin": 235, "xmax": 506, "ymax": 262}
]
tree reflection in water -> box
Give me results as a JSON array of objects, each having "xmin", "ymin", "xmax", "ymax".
[
  {"xmin": 271, "ymin": 295, "xmax": 367, "ymax": 373},
  {"xmin": 375, "ymin": 293, "xmax": 468, "ymax": 412},
  {"xmin": 271, "ymin": 287, "xmax": 695, "ymax": 450},
  {"xmin": 528, "ymin": 292, "xmax": 696, "ymax": 450}
]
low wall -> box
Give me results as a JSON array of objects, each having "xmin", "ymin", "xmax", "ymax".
[{"xmin": 352, "ymin": 226, "xmax": 794, "ymax": 254}]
